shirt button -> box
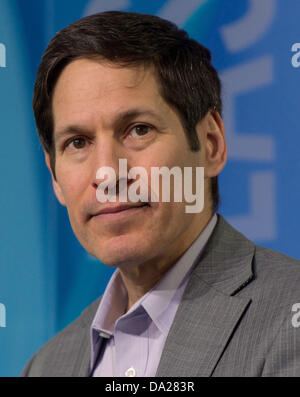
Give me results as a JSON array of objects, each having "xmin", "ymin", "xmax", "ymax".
[{"xmin": 125, "ymin": 367, "xmax": 136, "ymax": 377}]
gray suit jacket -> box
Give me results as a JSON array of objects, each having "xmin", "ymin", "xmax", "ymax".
[{"xmin": 21, "ymin": 215, "xmax": 300, "ymax": 376}]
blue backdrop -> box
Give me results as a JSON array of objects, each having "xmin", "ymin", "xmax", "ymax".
[{"xmin": 1, "ymin": 0, "xmax": 300, "ymax": 376}]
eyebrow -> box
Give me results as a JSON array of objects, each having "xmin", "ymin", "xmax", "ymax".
[
  {"xmin": 54, "ymin": 108, "xmax": 166, "ymax": 142},
  {"xmin": 54, "ymin": 125, "xmax": 91, "ymax": 141}
]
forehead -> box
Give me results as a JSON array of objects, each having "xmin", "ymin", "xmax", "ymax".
[
  {"xmin": 51, "ymin": 58, "xmax": 181, "ymax": 140},
  {"xmin": 52, "ymin": 58, "xmax": 165, "ymax": 114}
]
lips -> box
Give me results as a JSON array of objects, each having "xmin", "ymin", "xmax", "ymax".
[{"xmin": 90, "ymin": 203, "xmax": 149, "ymax": 219}]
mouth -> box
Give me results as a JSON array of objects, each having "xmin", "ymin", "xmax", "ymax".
[{"xmin": 89, "ymin": 203, "xmax": 150, "ymax": 222}]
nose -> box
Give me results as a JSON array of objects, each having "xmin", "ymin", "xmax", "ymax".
[{"xmin": 91, "ymin": 137, "xmax": 129, "ymax": 196}]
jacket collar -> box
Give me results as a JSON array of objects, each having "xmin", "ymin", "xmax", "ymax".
[
  {"xmin": 192, "ymin": 214, "xmax": 255, "ymax": 295},
  {"xmin": 156, "ymin": 215, "xmax": 255, "ymax": 376}
]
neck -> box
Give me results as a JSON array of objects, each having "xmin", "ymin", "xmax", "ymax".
[
  {"xmin": 120, "ymin": 259, "xmax": 175, "ymax": 311},
  {"xmin": 120, "ymin": 210, "xmax": 214, "ymax": 311}
]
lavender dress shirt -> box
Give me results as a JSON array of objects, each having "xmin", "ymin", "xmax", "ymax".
[{"xmin": 90, "ymin": 214, "xmax": 217, "ymax": 377}]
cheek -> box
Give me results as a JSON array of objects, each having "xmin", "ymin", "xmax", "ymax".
[
  {"xmin": 56, "ymin": 163, "xmax": 90, "ymax": 209},
  {"xmin": 150, "ymin": 201, "xmax": 188, "ymax": 233},
  {"xmin": 143, "ymin": 202, "xmax": 192, "ymax": 257}
]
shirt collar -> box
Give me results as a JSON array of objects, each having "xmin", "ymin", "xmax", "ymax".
[
  {"xmin": 139, "ymin": 213, "xmax": 217, "ymax": 334},
  {"xmin": 91, "ymin": 214, "xmax": 217, "ymax": 336},
  {"xmin": 91, "ymin": 269, "xmax": 127, "ymax": 336}
]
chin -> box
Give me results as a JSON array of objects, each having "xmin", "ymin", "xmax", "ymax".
[{"xmin": 90, "ymin": 234, "xmax": 157, "ymax": 268}]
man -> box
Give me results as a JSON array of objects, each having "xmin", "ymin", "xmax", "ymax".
[{"xmin": 22, "ymin": 11, "xmax": 300, "ymax": 377}]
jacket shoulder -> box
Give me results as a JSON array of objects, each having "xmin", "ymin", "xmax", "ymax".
[
  {"xmin": 21, "ymin": 297, "xmax": 101, "ymax": 377},
  {"xmin": 254, "ymin": 244, "xmax": 300, "ymax": 285}
]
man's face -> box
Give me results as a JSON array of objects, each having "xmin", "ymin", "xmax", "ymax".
[{"xmin": 48, "ymin": 58, "xmax": 222, "ymax": 271}]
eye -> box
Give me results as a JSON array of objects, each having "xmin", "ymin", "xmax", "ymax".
[
  {"xmin": 129, "ymin": 124, "xmax": 152, "ymax": 138},
  {"xmin": 65, "ymin": 137, "xmax": 88, "ymax": 150}
]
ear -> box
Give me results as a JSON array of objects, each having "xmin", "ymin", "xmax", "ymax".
[
  {"xmin": 200, "ymin": 112, "xmax": 227, "ymax": 178},
  {"xmin": 44, "ymin": 152, "xmax": 66, "ymax": 206}
]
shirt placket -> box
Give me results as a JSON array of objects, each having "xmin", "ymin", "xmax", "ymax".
[{"xmin": 114, "ymin": 311, "xmax": 150, "ymax": 377}]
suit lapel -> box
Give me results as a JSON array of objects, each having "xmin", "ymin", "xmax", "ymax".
[
  {"xmin": 73, "ymin": 298, "xmax": 102, "ymax": 377},
  {"xmin": 156, "ymin": 277, "xmax": 251, "ymax": 376},
  {"xmin": 71, "ymin": 326, "xmax": 91, "ymax": 377},
  {"xmin": 40, "ymin": 299, "xmax": 100, "ymax": 377},
  {"xmin": 156, "ymin": 215, "xmax": 255, "ymax": 377}
]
